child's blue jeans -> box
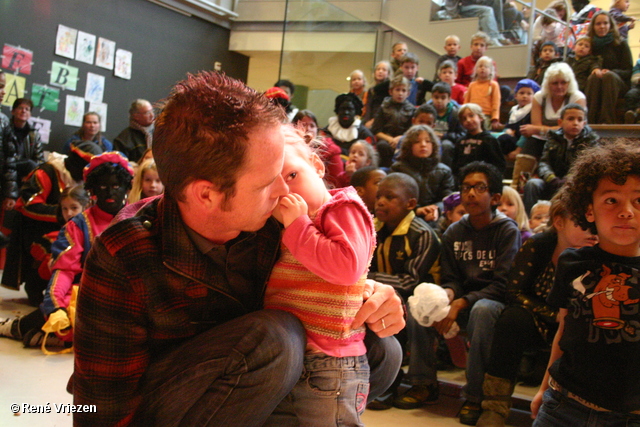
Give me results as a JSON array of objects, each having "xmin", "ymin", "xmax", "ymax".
[
  {"xmin": 534, "ymin": 388, "xmax": 640, "ymax": 427},
  {"xmin": 269, "ymin": 352, "xmax": 370, "ymax": 427}
]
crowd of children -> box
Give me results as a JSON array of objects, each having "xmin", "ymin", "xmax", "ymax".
[
  {"xmin": 253, "ymin": 20, "xmax": 640, "ymax": 426},
  {"xmin": 1, "ymin": 9, "xmax": 640, "ymax": 425}
]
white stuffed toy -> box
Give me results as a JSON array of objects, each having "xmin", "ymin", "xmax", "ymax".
[{"xmin": 408, "ymin": 283, "xmax": 460, "ymax": 339}]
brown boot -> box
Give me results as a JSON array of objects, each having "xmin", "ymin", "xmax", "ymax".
[
  {"xmin": 476, "ymin": 374, "xmax": 515, "ymax": 427},
  {"xmin": 510, "ymin": 154, "xmax": 537, "ymax": 192}
]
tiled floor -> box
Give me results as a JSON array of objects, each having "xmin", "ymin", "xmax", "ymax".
[{"xmin": 0, "ymin": 285, "xmax": 535, "ymax": 426}]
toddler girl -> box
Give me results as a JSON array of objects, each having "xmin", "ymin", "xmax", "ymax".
[
  {"xmin": 129, "ymin": 158, "xmax": 164, "ymax": 203},
  {"xmin": 265, "ymin": 126, "xmax": 375, "ymax": 427},
  {"xmin": 463, "ymin": 56, "xmax": 501, "ymax": 131},
  {"xmin": 336, "ymin": 140, "xmax": 378, "ymax": 188},
  {"xmin": 499, "ymin": 186, "xmax": 532, "ymax": 242},
  {"xmin": 391, "ymin": 124, "xmax": 455, "ymax": 222},
  {"xmin": 292, "ymin": 109, "xmax": 344, "ymax": 187}
]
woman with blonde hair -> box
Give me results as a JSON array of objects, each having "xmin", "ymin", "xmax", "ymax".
[{"xmin": 512, "ymin": 62, "xmax": 585, "ymax": 189}]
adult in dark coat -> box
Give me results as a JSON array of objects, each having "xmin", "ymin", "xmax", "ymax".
[{"xmin": 113, "ymin": 99, "xmax": 154, "ymax": 162}]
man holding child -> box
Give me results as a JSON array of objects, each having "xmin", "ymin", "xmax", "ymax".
[{"xmin": 72, "ymin": 72, "xmax": 405, "ymax": 426}]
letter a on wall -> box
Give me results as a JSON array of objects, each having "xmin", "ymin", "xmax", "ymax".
[{"xmin": 2, "ymin": 74, "xmax": 26, "ymax": 107}]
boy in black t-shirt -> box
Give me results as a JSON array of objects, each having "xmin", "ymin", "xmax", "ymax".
[{"xmin": 532, "ymin": 139, "xmax": 640, "ymax": 425}]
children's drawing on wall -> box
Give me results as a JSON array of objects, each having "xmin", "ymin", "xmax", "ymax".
[
  {"xmin": 85, "ymin": 72, "xmax": 105, "ymax": 103},
  {"xmin": 32, "ymin": 84, "xmax": 60, "ymax": 112},
  {"xmin": 75, "ymin": 31, "xmax": 96, "ymax": 65},
  {"xmin": 89, "ymin": 102, "xmax": 108, "ymax": 132},
  {"xmin": 65, "ymin": 95, "xmax": 85, "ymax": 127},
  {"xmin": 2, "ymin": 44, "xmax": 34, "ymax": 75},
  {"xmin": 50, "ymin": 61, "xmax": 79, "ymax": 91},
  {"xmin": 1, "ymin": 73, "xmax": 26, "ymax": 107},
  {"xmin": 114, "ymin": 49, "xmax": 132, "ymax": 80},
  {"xmin": 95, "ymin": 37, "xmax": 116, "ymax": 70},
  {"xmin": 55, "ymin": 24, "xmax": 77, "ymax": 59},
  {"xmin": 29, "ymin": 117, "xmax": 51, "ymax": 144}
]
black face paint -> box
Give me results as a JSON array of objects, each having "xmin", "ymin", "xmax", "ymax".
[
  {"xmin": 337, "ymin": 101, "xmax": 356, "ymax": 128},
  {"xmin": 94, "ymin": 174, "xmax": 128, "ymax": 216}
]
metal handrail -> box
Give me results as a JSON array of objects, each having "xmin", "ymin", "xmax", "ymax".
[{"xmin": 511, "ymin": 0, "xmax": 572, "ymax": 63}]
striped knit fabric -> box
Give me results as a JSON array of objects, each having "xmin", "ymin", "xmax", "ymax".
[{"xmin": 265, "ymin": 243, "xmax": 367, "ymax": 354}]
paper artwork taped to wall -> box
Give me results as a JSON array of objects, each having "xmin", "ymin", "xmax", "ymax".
[
  {"xmin": 95, "ymin": 38, "xmax": 116, "ymax": 70},
  {"xmin": 85, "ymin": 73, "xmax": 105, "ymax": 103},
  {"xmin": 65, "ymin": 95, "xmax": 85, "ymax": 127},
  {"xmin": 50, "ymin": 61, "xmax": 79, "ymax": 91},
  {"xmin": 89, "ymin": 102, "xmax": 108, "ymax": 132},
  {"xmin": 75, "ymin": 31, "xmax": 96, "ymax": 65},
  {"xmin": 55, "ymin": 25, "xmax": 77, "ymax": 59},
  {"xmin": 2, "ymin": 74, "xmax": 26, "ymax": 107},
  {"xmin": 2, "ymin": 44, "xmax": 34, "ymax": 75},
  {"xmin": 114, "ymin": 49, "xmax": 132, "ymax": 80},
  {"xmin": 29, "ymin": 117, "xmax": 52, "ymax": 144},
  {"xmin": 32, "ymin": 84, "xmax": 60, "ymax": 113}
]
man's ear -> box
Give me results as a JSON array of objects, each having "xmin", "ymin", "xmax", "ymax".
[
  {"xmin": 490, "ymin": 193, "xmax": 502, "ymax": 207},
  {"xmin": 585, "ymin": 204, "xmax": 595, "ymax": 223},
  {"xmin": 185, "ymin": 179, "xmax": 225, "ymax": 212},
  {"xmin": 407, "ymin": 197, "xmax": 418, "ymax": 211},
  {"xmin": 311, "ymin": 153, "xmax": 325, "ymax": 178}
]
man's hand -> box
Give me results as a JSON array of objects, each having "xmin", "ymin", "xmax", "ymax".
[
  {"xmin": 352, "ymin": 280, "xmax": 405, "ymax": 338},
  {"xmin": 274, "ymin": 193, "xmax": 308, "ymax": 228}
]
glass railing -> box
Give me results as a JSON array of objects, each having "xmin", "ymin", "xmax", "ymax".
[{"xmin": 278, "ymin": 0, "xmax": 379, "ymax": 126}]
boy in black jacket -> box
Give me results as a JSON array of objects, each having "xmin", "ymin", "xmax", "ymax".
[
  {"xmin": 427, "ymin": 82, "xmax": 465, "ymax": 168},
  {"xmin": 372, "ymin": 75, "xmax": 416, "ymax": 167},
  {"xmin": 523, "ymin": 103, "xmax": 599, "ymax": 213}
]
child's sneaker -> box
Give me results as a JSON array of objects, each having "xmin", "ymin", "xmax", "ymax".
[
  {"xmin": 22, "ymin": 329, "xmax": 66, "ymax": 348},
  {"xmin": 0, "ymin": 317, "xmax": 17, "ymax": 338}
]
